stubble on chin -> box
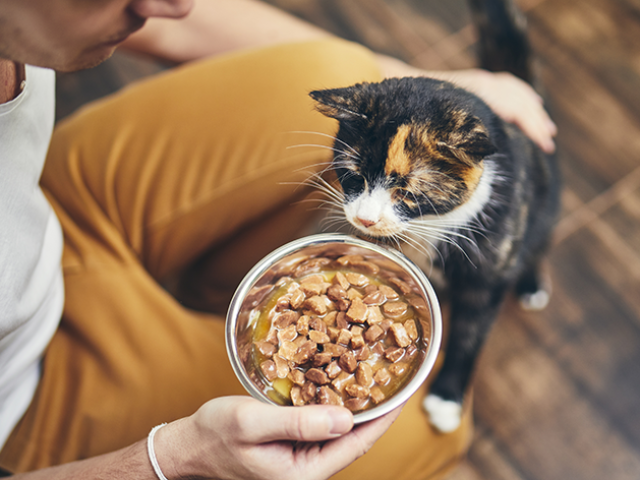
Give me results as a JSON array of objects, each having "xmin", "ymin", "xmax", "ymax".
[
  {"xmin": 0, "ymin": 14, "xmax": 123, "ymax": 72},
  {"xmin": 56, "ymin": 46, "xmax": 118, "ymax": 73}
]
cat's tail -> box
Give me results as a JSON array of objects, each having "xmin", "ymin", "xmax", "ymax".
[{"xmin": 467, "ymin": 0, "xmax": 534, "ymax": 84}]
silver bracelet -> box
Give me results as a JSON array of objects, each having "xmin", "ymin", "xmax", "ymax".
[{"xmin": 147, "ymin": 423, "xmax": 169, "ymax": 480}]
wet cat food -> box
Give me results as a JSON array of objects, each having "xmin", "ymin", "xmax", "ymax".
[{"xmin": 248, "ymin": 253, "xmax": 429, "ymax": 413}]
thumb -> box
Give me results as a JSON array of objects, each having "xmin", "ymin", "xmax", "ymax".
[{"xmin": 239, "ymin": 401, "xmax": 354, "ymax": 444}]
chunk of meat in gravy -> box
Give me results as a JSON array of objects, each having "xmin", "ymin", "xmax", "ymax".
[{"xmin": 251, "ymin": 259, "xmax": 426, "ymax": 412}]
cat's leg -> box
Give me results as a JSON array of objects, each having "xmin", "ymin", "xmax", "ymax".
[
  {"xmin": 423, "ymin": 284, "xmax": 506, "ymax": 432},
  {"xmin": 515, "ymin": 258, "xmax": 552, "ymax": 311}
]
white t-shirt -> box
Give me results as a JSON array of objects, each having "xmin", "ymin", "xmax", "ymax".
[{"xmin": 0, "ymin": 65, "xmax": 64, "ymax": 450}]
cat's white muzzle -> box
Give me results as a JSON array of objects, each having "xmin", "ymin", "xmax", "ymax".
[{"xmin": 344, "ymin": 186, "xmax": 404, "ymax": 237}]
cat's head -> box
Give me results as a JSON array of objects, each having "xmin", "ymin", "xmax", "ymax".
[{"xmin": 310, "ymin": 77, "xmax": 497, "ymax": 239}]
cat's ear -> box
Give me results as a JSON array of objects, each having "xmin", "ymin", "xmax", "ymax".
[
  {"xmin": 441, "ymin": 123, "xmax": 497, "ymax": 166},
  {"xmin": 309, "ymin": 87, "xmax": 367, "ymax": 121},
  {"xmin": 459, "ymin": 130, "xmax": 498, "ymax": 161}
]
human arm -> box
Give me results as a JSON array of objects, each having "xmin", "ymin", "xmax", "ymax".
[
  {"xmin": 11, "ymin": 396, "xmax": 402, "ymax": 480},
  {"xmin": 120, "ymin": 0, "xmax": 556, "ymax": 153},
  {"xmin": 119, "ymin": 0, "xmax": 331, "ymax": 63}
]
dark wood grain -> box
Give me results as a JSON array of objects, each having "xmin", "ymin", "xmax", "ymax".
[{"xmin": 54, "ymin": 1, "xmax": 640, "ymax": 479}]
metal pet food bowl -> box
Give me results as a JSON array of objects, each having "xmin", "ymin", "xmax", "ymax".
[{"xmin": 225, "ymin": 233, "xmax": 442, "ymax": 424}]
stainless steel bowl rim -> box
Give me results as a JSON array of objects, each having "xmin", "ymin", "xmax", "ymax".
[{"xmin": 225, "ymin": 233, "xmax": 442, "ymax": 424}]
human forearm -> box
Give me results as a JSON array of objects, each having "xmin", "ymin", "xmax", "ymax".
[
  {"xmin": 120, "ymin": 0, "xmax": 331, "ymax": 64},
  {"xmin": 121, "ymin": 0, "xmax": 555, "ymax": 153},
  {"xmin": 10, "ymin": 441, "xmax": 154, "ymax": 480}
]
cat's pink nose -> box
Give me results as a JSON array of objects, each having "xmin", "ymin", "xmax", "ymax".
[{"xmin": 357, "ymin": 217, "xmax": 378, "ymax": 228}]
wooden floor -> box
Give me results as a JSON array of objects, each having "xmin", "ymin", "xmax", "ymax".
[{"xmin": 55, "ymin": 1, "xmax": 640, "ymax": 479}]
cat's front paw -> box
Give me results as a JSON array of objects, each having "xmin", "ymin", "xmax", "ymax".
[
  {"xmin": 422, "ymin": 394, "xmax": 462, "ymax": 433},
  {"xmin": 516, "ymin": 268, "xmax": 552, "ymax": 311},
  {"xmin": 518, "ymin": 288, "xmax": 550, "ymax": 311}
]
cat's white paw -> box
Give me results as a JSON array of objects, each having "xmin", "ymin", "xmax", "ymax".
[
  {"xmin": 422, "ymin": 394, "xmax": 462, "ymax": 433},
  {"xmin": 519, "ymin": 288, "xmax": 550, "ymax": 311}
]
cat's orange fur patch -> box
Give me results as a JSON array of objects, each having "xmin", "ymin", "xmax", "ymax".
[
  {"xmin": 385, "ymin": 125, "xmax": 413, "ymax": 177},
  {"xmin": 461, "ymin": 162, "xmax": 484, "ymax": 192},
  {"xmin": 385, "ymin": 122, "xmax": 485, "ymax": 206}
]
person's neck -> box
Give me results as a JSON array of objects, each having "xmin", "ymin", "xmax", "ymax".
[{"xmin": 0, "ymin": 58, "xmax": 26, "ymax": 104}]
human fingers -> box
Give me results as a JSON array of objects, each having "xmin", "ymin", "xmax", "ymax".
[
  {"xmin": 514, "ymin": 108, "xmax": 557, "ymax": 154},
  {"xmin": 500, "ymin": 90, "xmax": 557, "ymax": 154},
  {"xmin": 228, "ymin": 397, "xmax": 354, "ymax": 444},
  {"xmin": 287, "ymin": 403, "xmax": 406, "ymax": 480},
  {"xmin": 156, "ymin": 397, "xmax": 353, "ymax": 480},
  {"xmin": 225, "ymin": 409, "xmax": 399, "ymax": 480},
  {"xmin": 339, "ymin": 401, "xmax": 404, "ymax": 451},
  {"xmin": 199, "ymin": 397, "xmax": 394, "ymax": 480},
  {"xmin": 158, "ymin": 397, "xmax": 402, "ymax": 480},
  {"xmin": 489, "ymin": 72, "xmax": 557, "ymax": 154}
]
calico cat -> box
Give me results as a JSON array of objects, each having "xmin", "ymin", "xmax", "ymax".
[{"xmin": 309, "ymin": 0, "xmax": 561, "ymax": 432}]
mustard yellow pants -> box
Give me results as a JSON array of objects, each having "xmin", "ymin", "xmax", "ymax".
[{"xmin": 0, "ymin": 39, "xmax": 472, "ymax": 478}]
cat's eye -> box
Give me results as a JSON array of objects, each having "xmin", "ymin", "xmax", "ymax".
[{"xmin": 339, "ymin": 171, "xmax": 366, "ymax": 196}]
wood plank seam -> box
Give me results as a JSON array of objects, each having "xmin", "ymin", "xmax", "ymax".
[{"xmin": 553, "ymin": 165, "xmax": 640, "ymax": 244}]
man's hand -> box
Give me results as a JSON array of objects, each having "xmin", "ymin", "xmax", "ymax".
[{"xmin": 155, "ymin": 396, "xmax": 403, "ymax": 480}]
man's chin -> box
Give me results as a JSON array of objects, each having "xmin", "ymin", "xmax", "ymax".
[{"xmin": 55, "ymin": 47, "xmax": 116, "ymax": 73}]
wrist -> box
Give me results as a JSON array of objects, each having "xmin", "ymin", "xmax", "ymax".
[
  {"xmin": 151, "ymin": 416, "xmax": 213, "ymax": 480},
  {"xmin": 148, "ymin": 424, "xmax": 170, "ymax": 480},
  {"xmin": 151, "ymin": 419, "xmax": 190, "ymax": 480}
]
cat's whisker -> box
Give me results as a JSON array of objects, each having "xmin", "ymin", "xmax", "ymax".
[
  {"xmin": 407, "ymin": 225, "xmax": 477, "ymax": 267},
  {"xmin": 415, "ymin": 217, "xmax": 478, "ymax": 225},
  {"xmin": 287, "ymin": 157, "xmax": 358, "ymax": 186},
  {"xmin": 288, "ymin": 165, "xmax": 336, "ymax": 184},
  {"xmin": 422, "ymin": 193, "xmax": 441, "ymax": 218},
  {"xmin": 288, "ymin": 173, "xmax": 345, "ymax": 204},
  {"xmin": 287, "ymin": 130, "xmax": 360, "ymax": 158},
  {"xmin": 388, "ymin": 235, "xmax": 403, "ymax": 252},
  {"xmin": 320, "ymin": 216, "xmax": 351, "ymax": 232},
  {"xmin": 409, "ymin": 222, "xmax": 472, "ymax": 245},
  {"xmin": 412, "ymin": 168, "xmax": 455, "ymax": 181},
  {"xmin": 286, "ymin": 143, "xmax": 360, "ymax": 163},
  {"xmin": 413, "ymin": 218, "xmax": 490, "ymax": 245},
  {"xmin": 407, "ymin": 221, "xmax": 468, "ymax": 253},
  {"xmin": 408, "ymin": 191, "xmax": 425, "ymax": 219},
  {"xmin": 279, "ymin": 189, "xmax": 344, "ymax": 217},
  {"xmin": 334, "ymin": 153, "xmax": 357, "ymax": 165},
  {"xmin": 279, "ymin": 178, "xmax": 341, "ymax": 205},
  {"xmin": 309, "ymin": 177, "xmax": 344, "ymax": 203},
  {"xmin": 286, "ymin": 150, "xmax": 359, "ymax": 179},
  {"xmin": 337, "ymin": 169, "xmax": 361, "ymax": 183},
  {"xmin": 290, "ymin": 160, "xmax": 333, "ymax": 171},
  {"xmin": 407, "ymin": 228, "xmax": 456, "ymax": 251},
  {"xmin": 410, "ymin": 224, "xmax": 478, "ymax": 245},
  {"xmin": 294, "ymin": 199, "xmax": 343, "ymax": 213},
  {"xmin": 410, "ymin": 180, "xmax": 451, "ymax": 201},
  {"xmin": 378, "ymin": 232, "xmax": 405, "ymax": 255},
  {"xmin": 413, "ymin": 221, "xmax": 476, "ymax": 233},
  {"xmin": 396, "ymin": 231, "xmax": 441, "ymax": 270}
]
